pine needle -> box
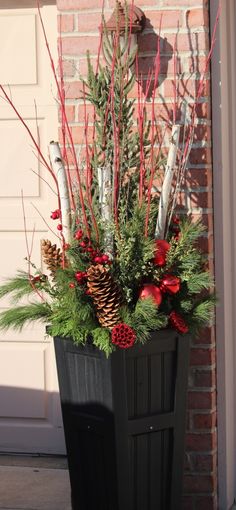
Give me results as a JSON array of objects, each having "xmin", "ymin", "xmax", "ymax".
[
  {"xmin": 0, "ymin": 271, "xmax": 36, "ymax": 303},
  {"xmin": 0, "ymin": 303, "xmax": 51, "ymax": 332}
]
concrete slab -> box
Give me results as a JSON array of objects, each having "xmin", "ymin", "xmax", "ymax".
[
  {"xmin": 0, "ymin": 465, "xmax": 71, "ymax": 510},
  {"xmin": 0, "ymin": 455, "xmax": 68, "ymax": 470}
]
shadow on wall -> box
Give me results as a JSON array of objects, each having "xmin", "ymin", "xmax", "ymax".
[
  {"xmin": 137, "ymin": 18, "xmax": 173, "ymax": 98},
  {"xmin": 134, "ymin": 14, "xmax": 211, "ymax": 219}
]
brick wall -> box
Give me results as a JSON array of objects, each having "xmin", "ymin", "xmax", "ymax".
[{"xmin": 56, "ymin": 0, "xmax": 216, "ymax": 508}]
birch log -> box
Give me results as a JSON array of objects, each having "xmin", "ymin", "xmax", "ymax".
[
  {"xmin": 97, "ymin": 165, "xmax": 113, "ymax": 254},
  {"xmin": 155, "ymin": 124, "xmax": 181, "ymax": 239},
  {"xmin": 49, "ymin": 141, "xmax": 71, "ymax": 243}
]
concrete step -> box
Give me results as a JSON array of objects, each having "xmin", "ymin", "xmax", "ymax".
[{"xmin": 0, "ymin": 457, "xmax": 71, "ymax": 510}]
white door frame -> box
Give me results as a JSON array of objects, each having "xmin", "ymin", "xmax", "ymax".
[{"xmin": 211, "ymin": 1, "xmax": 236, "ymax": 508}]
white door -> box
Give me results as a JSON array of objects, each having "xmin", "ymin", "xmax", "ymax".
[{"xmin": 0, "ymin": 3, "xmax": 66, "ymax": 454}]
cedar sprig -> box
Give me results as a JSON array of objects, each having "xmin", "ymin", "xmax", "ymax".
[
  {"xmin": 91, "ymin": 328, "xmax": 114, "ymax": 357},
  {"xmin": 114, "ymin": 204, "xmax": 156, "ymax": 303}
]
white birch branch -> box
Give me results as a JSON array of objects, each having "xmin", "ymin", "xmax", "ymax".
[
  {"xmin": 49, "ymin": 141, "xmax": 71, "ymax": 243},
  {"xmin": 155, "ymin": 124, "xmax": 181, "ymax": 239},
  {"xmin": 97, "ymin": 165, "xmax": 113, "ymax": 254}
]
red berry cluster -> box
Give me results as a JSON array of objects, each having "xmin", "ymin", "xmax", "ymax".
[
  {"xmin": 169, "ymin": 311, "xmax": 189, "ymax": 334},
  {"xmin": 75, "ymin": 271, "xmax": 88, "ymax": 285},
  {"xmin": 50, "ymin": 209, "xmax": 63, "ymax": 232},
  {"xmin": 50, "ymin": 209, "xmax": 61, "ymax": 220},
  {"xmin": 74, "ymin": 229, "xmax": 111, "ymax": 266},
  {"xmin": 170, "ymin": 215, "xmax": 181, "ymax": 240},
  {"xmin": 69, "ymin": 271, "xmax": 88, "ymax": 290},
  {"xmin": 111, "ymin": 323, "xmax": 136, "ymax": 349}
]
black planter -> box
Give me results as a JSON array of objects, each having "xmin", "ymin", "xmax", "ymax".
[{"xmin": 54, "ymin": 329, "xmax": 190, "ymax": 510}]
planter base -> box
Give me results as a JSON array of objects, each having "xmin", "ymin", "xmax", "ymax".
[{"xmin": 54, "ymin": 330, "xmax": 190, "ymax": 510}]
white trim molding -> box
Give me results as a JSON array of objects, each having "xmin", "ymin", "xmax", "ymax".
[{"xmin": 211, "ymin": 1, "xmax": 236, "ymax": 509}]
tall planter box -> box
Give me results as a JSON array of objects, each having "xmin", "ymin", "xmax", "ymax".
[{"xmin": 54, "ymin": 330, "xmax": 190, "ymax": 510}]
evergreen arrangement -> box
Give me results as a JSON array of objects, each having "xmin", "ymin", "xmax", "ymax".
[{"xmin": 0, "ymin": 2, "xmax": 215, "ymax": 356}]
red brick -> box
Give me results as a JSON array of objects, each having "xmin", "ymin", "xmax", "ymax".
[
  {"xmin": 78, "ymin": 104, "xmax": 95, "ymax": 123},
  {"xmin": 194, "ymin": 124, "xmax": 211, "ymax": 143},
  {"xmin": 145, "ymin": 10, "xmax": 183, "ymax": 29},
  {"xmin": 197, "ymin": 234, "xmax": 214, "ymax": 255},
  {"xmin": 164, "ymin": 0, "xmax": 208, "ymax": 6},
  {"xmin": 185, "ymin": 431, "xmax": 217, "ymax": 452},
  {"xmin": 61, "ymin": 36, "xmax": 100, "ymax": 56},
  {"xmin": 196, "ymin": 101, "xmax": 211, "ymax": 120},
  {"xmin": 193, "ymin": 412, "xmax": 217, "ymax": 430},
  {"xmin": 59, "ymin": 105, "xmax": 75, "ymax": 123},
  {"xmin": 184, "ymin": 452, "xmax": 192, "ymax": 472},
  {"xmin": 184, "ymin": 474, "xmax": 215, "ymax": 493},
  {"xmin": 78, "ymin": 12, "xmax": 101, "ymax": 32},
  {"xmin": 109, "ymin": 0, "xmax": 159, "ymax": 6},
  {"xmin": 189, "ymin": 190, "xmax": 212, "ymax": 209},
  {"xmin": 182, "ymin": 496, "xmax": 194, "ymax": 510},
  {"xmin": 58, "ymin": 13, "xmax": 74, "ymax": 32},
  {"xmin": 136, "ymin": 57, "xmax": 175, "ymax": 86},
  {"xmin": 64, "ymin": 81, "xmax": 83, "ymax": 100},
  {"xmin": 178, "ymin": 124, "xmax": 211, "ymax": 145},
  {"xmin": 190, "ymin": 348, "xmax": 215, "ymax": 366},
  {"xmin": 70, "ymin": 125, "xmax": 94, "ymax": 144},
  {"xmin": 189, "ymin": 147, "xmax": 212, "ymax": 165},
  {"xmin": 193, "ymin": 452, "xmax": 217, "ymax": 472},
  {"xmin": 186, "ymin": 8, "xmax": 209, "ymax": 28},
  {"xmin": 195, "ymin": 495, "xmax": 217, "ymax": 510},
  {"xmin": 164, "ymin": 32, "xmax": 209, "ymax": 53},
  {"xmin": 188, "ymin": 391, "xmax": 216, "ymax": 410},
  {"xmin": 164, "ymin": 78, "xmax": 210, "ymax": 99},
  {"xmin": 194, "ymin": 327, "xmax": 215, "ymax": 345},
  {"xmin": 189, "ymin": 55, "xmax": 212, "ymax": 74},
  {"xmin": 58, "ymin": 0, "xmax": 99, "ymax": 10},
  {"xmin": 200, "ymin": 213, "xmax": 213, "ymax": 231},
  {"xmin": 207, "ymin": 259, "xmax": 215, "ymax": 277},
  {"xmin": 184, "ymin": 168, "xmax": 212, "ymax": 189},
  {"xmin": 193, "ymin": 369, "xmax": 216, "ymax": 388},
  {"xmin": 61, "ymin": 59, "xmax": 76, "ymax": 77}
]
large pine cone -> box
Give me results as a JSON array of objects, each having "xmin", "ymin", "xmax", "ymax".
[
  {"xmin": 87, "ymin": 264, "xmax": 121, "ymax": 329},
  {"xmin": 41, "ymin": 239, "xmax": 62, "ymax": 277}
]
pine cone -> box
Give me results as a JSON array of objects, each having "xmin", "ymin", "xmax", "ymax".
[
  {"xmin": 41, "ymin": 239, "xmax": 63, "ymax": 277},
  {"xmin": 87, "ymin": 264, "xmax": 121, "ymax": 329}
]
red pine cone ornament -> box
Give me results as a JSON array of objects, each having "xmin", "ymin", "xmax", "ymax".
[
  {"xmin": 153, "ymin": 240, "xmax": 170, "ymax": 266},
  {"xmin": 139, "ymin": 284, "xmax": 162, "ymax": 306},
  {"xmin": 111, "ymin": 323, "xmax": 136, "ymax": 349},
  {"xmin": 169, "ymin": 311, "xmax": 189, "ymax": 334},
  {"xmin": 160, "ymin": 274, "xmax": 181, "ymax": 294}
]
